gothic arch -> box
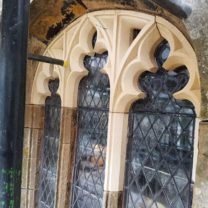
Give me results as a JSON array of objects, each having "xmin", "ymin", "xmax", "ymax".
[
  {"xmin": 31, "ymin": 10, "xmax": 201, "ymax": 116},
  {"xmin": 29, "ymin": 10, "xmax": 201, "ymax": 206}
]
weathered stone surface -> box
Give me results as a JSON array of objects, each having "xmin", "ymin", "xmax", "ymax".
[
  {"xmin": 27, "ymin": 190, "xmax": 36, "ymax": 208},
  {"xmin": 20, "ymin": 189, "xmax": 27, "ymax": 208},
  {"xmin": 193, "ymin": 155, "xmax": 208, "ymax": 208},
  {"xmin": 103, "ymin": 191, "xmax": 123, "ymax": 208},
  {"xmin": 60, "ymin": 107, "xmax": 77, "ymax": 144},
  {"xmin": 198, "ymin": 122, "xmax": 208, "ymax": 156},
  {"xmin": 29, "ymin": 0, "xmax": 184, "ymax": 43},
  {"xmin": 28, "ymin": 158, "xmax": 39, "ymax": 189},
  {"xmin": 152, "ymin": 0, "xmax": 192, "ymax": 18},
  {"xmin": 22, "ymin": 127, "xmax": 42, "ymax": 190},
  {"xmin": 30, "ymin": 0, "xmax": 86, "ymax": 42},
  {"xmin": 22, "ymin": 105, "xmax": 44, "ymax": 208},
  {"xmin": 57, "ymin": 144, "xmax": 71, "ymax": 208},
  {"xmin": 30, "ymin": 128, "xmax": 42, "ymax": 159},
  {"xmin": 21, "ymin": 157, "xmax": 30, "ymax": 189},
  {"xmin": 58, "ymin": 107, "xmax": 78, "ymax": 208},
  {"xmin": 183, "ymin": 0, "xmax": 208, "ymax": 118},
  {"xmin": 21, "ymin": 129, "xmax": 31, "ymax": 190},
  {"xmin": 24, "ymin": 104, "xmax": 45, "ymax": 129},
  {"xmin": 192, "ymin": 122, "xmax": 208, "ymax": 207}
]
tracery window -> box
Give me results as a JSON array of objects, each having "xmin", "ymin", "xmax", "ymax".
[
  {"xmin": 30, "ymin": 10, "xmax": 201, "ymax": 208},
  {"xmin": 37, "ymin": 79, "xmax": 61, "ymax": 208},
  {"xmin": 70, "ymin": 33, "xmax": 110, "ymax": 208},
  {"xmin": 123, "ymin": 42, "xmax": 196, "ymax": 208}
]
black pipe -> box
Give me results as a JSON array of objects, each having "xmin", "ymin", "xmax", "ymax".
[
  {"xmin": 28, "ymin": 53, "xmax": 65, "ymax": 66},
  {"xmin": 0, "ymin": 0, "xmax": 29, "ymax": 207}
]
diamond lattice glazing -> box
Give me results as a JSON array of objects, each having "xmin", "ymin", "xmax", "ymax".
[
  {"xmin": 37, "ymin": 79, "xmax": 61, "ymax": 208},
  {"xmin": 71, "ymin": 33, "xmax": 109, "ymax": 208},
  {"xmin": 124, "ymin": 41, "xmax": 195, "ymax": 208}
]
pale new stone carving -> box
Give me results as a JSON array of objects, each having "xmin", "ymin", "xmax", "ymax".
[
  {"xmin": 31, "ymin": 10, "xmax": 201, "ymax": 116},
  {"xmin": 30, "ymin": 10, "xmax": 201, "ymax": 194},
  {"xmin": 157, "ymin": 16, "xmax": 201, "ymax": 116}
]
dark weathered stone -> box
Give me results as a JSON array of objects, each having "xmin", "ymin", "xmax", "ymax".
[
  {"xmin": 24, "ymin": 104, "xmax": 45, "ymax": 129},
  {"xmin": 104, "ymin": 191, "xmax": 123, "ymax": 208},
  {"xmin": 151, "ymin": 0, "xmax": 192, "ymax": 18},
  {"xmin": 57, "ymin": 107, "xmax": 78, "ymax": 208},
  {"xmin": 30, "ymin": 0, "xmax": 86, "ymax": 42},
  {"xmin": 29, "ymin": 0, "xmax": 183, "ymax": 43}
]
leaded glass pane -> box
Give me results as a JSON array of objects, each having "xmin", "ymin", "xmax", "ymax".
[
  {"xmin": 37, "ymin": 79, "xmax": 61, "ymax": 208},
  {"xmin": 124, "ymin": 42, "xmax": 195, "ymax": 208},
  {"xmin": 71, "ymin": 33, "xmax": 109, "ymax": 208}
]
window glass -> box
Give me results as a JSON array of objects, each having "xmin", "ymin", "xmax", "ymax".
[
  {"xmin": 37, "ymin": 79, "xmax": 61, "ymax": 208},
  {"xmin": 71, "ymin": 32, "xmax": 110, "ymax": 208},
  {"xmin": 124, "ymin": 41, "xmax": 195, "ymax": 208}
]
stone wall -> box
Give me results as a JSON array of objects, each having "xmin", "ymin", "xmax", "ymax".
[
  {"xmin": 192, "ymin": 122, "xmax": 208, "ymax": 208},
  {"xmin": 25, "ymin": 1, "xmax": 208, "ymax": 208},
  {"xmin": 21, "ymin": 105, "xmax": 77, "ymax": 208},
  {"xmin": 183, "ymin": 0, "xmax": 208, "ymax": 118},
  {"xmin": 21, "ymin": 104, "xmax": 44, "ymax": 207},
  {"xmin": 182, "ymin": 1, "xmax": 208, "ymax": 207}
]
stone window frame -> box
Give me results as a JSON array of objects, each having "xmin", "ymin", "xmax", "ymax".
[{"xmin": 26, "ymin": 10, "xmax": 201, "ymax": 208}]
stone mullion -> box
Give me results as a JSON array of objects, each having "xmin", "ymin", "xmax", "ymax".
[
  {"xmin": 56, "ymin": 107, "xmax": 77, "ymax": 208},
  {"xmin": 21, "ymin": 104, "xmax": 44, "ymax": 208},
  {"xmin": 104, "ymin": 112, "xmax": 129, "ymax": 208}
]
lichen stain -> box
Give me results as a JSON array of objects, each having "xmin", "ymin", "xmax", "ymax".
[
  {"xmin": 83, "ymin": 1, "xmax": 131, "ymax": 10},
  {"xmin": 30, "ymin": 0, "xmax": 67, "ymax": 42},
  {"xmin": 29, "ymin": 0, "xmax": 86, "ymax": 42},
  {"xmin": 29, "ymin": 0, "xmax": 186, "ymax": 44},
  {"xmin": 46, "ymin": 3, "xmax": 86, "ymax": 40},
  {"xmin": 29, "ymin": 0, "xmax": 156, "ymax": 43},
  {"xmin": 70, "ymin": 3, "xmax": 86, "ymax": 15}
]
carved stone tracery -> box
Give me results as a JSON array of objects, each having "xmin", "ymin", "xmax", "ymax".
[
  {"xmin": 31, "ymin": 10, "xmax": 200, "ymax": 116},
  {"xmin": 31, "ymin": 10, "xmax": 201, "ymax": 193}
]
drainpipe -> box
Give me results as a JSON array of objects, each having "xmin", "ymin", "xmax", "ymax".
[{"xmin": 0, "ymin": 0, "xmax": 29, "ymax": 207}]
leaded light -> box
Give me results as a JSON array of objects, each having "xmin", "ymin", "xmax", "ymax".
[
  {"xmin": 70, "ymin": 32, "xmax": 110, "ymax": 208},
  {"xmin": 37, "ymin": 79, "xmax": 61, "ymax": 208},
  {"xmin": 124, "ymin": 41, "xmax": 196, "ymax": 208}
]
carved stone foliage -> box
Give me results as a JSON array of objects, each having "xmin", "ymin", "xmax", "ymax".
[{"xmin": 31, "ymin": 10, "xmax": 201, "ymax": 116}]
